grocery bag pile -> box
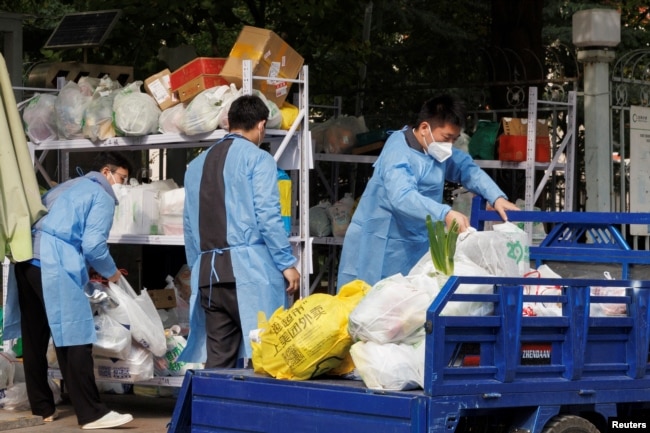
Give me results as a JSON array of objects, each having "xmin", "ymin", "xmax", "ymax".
[
  {"xmin": 20, "ymin": 78, "xmax": 288, "ymax": 143},
  {"xmin": 347, "ymin": 221, "xmax": 530, "ymax": 391},
  {"xmin": 89, "ymin": 275, "xmax": 200, "ymax": 382}
]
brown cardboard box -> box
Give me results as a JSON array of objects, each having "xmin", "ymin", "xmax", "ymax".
[
  {"xmin": 500, "ymin": 118, "xmax": 549, "ymax": 137},
  {"xmin": 177, "ymin": 74, "xmax": 229, "ymax": 102},
  {"xmin": 170, "ymin": 57, "xmax": 227, "ymax": 90},
  {"xmin": 147, "ymin": 288, "xmax": 177, "ymax": 309},
  {"xmin": 144, "ymin": 69, "xmax": 179, "ymax": 110},
  {"xmin": 219, "ymin": 26, "xmax": 304, "ymax": 106}
]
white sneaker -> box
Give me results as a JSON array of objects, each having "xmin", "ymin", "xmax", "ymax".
[{"xmin": 81, "ymin": 411, "xmax": 133, "ymax": 430}]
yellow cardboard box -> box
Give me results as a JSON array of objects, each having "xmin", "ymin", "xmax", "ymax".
[{"xmin": 220, "ymin": 26, "xmax": 304, "ymax": 106}]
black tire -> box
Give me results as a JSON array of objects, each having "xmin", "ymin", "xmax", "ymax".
[{"xmin": 541, "ymin": 415, "xmax": 600, "ymax": 433}]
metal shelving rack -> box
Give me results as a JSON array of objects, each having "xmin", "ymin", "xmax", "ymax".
[
  {"xmin": 13, "ymin": 64, "xmax": 312, "ymax": 387},
  {"xmin": 27, "ymin": 64, "xmax": 312, "ymax": 295},
  {"xmin": 475, "ymin": 87, "xmax": 577, "ymax": 212},
  {"xmin": 309, "ymin": 87, "xmax": 577, "ymax": 289}
]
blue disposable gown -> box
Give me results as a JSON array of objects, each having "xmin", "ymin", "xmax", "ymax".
[
  {"xmin": 179, "ymin": 136, "xmax": 297, "ymax": 363},
  {"xmin": 337, "ymin": 128, "xmax": 507, "ymax": 289},
  {"xmin": 4, "ymin": 172, "xmax": 120, "ymax": 346}
]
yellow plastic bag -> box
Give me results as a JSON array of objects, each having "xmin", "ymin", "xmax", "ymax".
[
  {"xmin": 277, "ymin": 169, "xmax": 291, "ymax": 235},
  {"xmin": 279, "ymin": 102, "xmax": 299, "ymax": 130},
  {"xmin": 252, "ymin": 280, "xmax": 369, "ymax": 380}
]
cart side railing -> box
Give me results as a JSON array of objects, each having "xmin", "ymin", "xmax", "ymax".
[
  {"xmin": 470, "ymin": 196, "xmax": 650, "ymax": 278},
  {"xmin": 423, "ymin": 275, "xmax": 650, "ymax": 399}
]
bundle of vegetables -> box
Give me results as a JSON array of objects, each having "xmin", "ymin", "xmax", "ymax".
[{"xmin": 425, "ymin": 215, "xmax": 459, "ymax": 276}]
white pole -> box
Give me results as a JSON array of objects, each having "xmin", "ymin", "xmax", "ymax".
[{"xmin": 579, "ymin": 49, "xmax": 616, "ymax": 212}]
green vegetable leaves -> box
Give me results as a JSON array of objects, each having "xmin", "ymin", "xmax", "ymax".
[{"xmin": 426, "ymin": 215, "xmax": 459, "ymax": 276}]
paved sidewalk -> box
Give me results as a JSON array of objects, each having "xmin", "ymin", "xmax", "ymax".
[{"xmin": 0, "ymin": 391, "xmax": 176, "ymax": 432}]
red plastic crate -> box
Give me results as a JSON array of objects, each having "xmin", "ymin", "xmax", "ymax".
[{"xmin": 498, "ymin": 135, "xmax": 551, "ymax": 162}]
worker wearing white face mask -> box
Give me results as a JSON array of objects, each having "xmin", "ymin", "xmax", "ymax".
[
  {"xmin": 7, "ymin": 152, "xmax": 135, "ymax": 429},
  {"xmin": 337, "ymin": 94, "xmax": 519, "ymax": 290}
]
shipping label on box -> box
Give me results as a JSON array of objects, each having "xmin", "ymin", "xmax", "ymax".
[
  {"xmin": 147, "ymin": 288, "xmax": 177, "ymax": 309},
  {"xmin": 220, "ymin": 26, "xmax": 304, "ymax": 106},
  {"xmin": 144, "ymin": 69, "xmax": 179, "ymax": 110},
  {"xmin": 170, "ymin": 57, "xmax": 227, "ymax": 91},
  {"xmin": 177, "ymin": 74, "xmax": 229, "ymax": 102}
]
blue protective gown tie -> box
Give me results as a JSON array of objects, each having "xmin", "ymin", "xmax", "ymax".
[{"xmin": 200, "ymin": 246, "xmax": 233, "ymax": 306}]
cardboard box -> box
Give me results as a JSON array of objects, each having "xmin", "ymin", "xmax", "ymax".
[
  {"xmin": 500, "ymin": 117, "xmax": 549, "ymax": 137},
  {"xmin": 176, "ymin": 74, "xmax": 229, "ymax": 103},
  {"xmin": 219, "ymin": 26, "xmax": 304, "ymax": 106},
  {"xmin": 170, "ymin": 57, "xmax": 227, "ymax": 90},
  {"xmin": 147, "ymin": 288, "xmax": 177, "ymax": 309},
  {"xmin": 144, "ymin": 69, "xmax": 179, "ymax": 110}
]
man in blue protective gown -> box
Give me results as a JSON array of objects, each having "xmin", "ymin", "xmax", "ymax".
[
  {"xmin": 179, "ymin": 94, "xmax": 300, "ymax": 368},
  {"xmin": 337, "ymin": 95, "xmax": 519, "ymax": 290},
  {"xmin": 8, "ymin": 152, "xmax": 135, "ymax": 429}
]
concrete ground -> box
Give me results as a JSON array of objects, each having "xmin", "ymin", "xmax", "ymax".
[{"xmin": 0, "ymin": 389, "xmax": 177, "ymax": 432}]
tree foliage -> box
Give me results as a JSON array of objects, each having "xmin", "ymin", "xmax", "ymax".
[{"xmin": 4, "ymin": 0, "xmax": 650, "ymax": 127}]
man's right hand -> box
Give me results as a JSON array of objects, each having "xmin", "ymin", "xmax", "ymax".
[
  {"xmin": 283, "ymin": 267, "xmax": 300, "ymax": 295},
  {"xmin": 107, "ymin": 270, "xmax": 122, "ymax": 283},
  {"xmin": 444, "ymin": 210, "xmax": 470, "ymax": 233}
]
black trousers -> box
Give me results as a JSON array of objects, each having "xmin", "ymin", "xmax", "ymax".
[
  {"xmin": 13, "ymin": 262, "xmax": 109, "ymax": 425},
  {"xmin": 200, "ymin": 283, "xmax": 241, "ymax": 368}
]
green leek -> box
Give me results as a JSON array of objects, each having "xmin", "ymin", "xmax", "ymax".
[{"xmin": 426, "ymin": 215, "xmax": 459, "ymax": 276}]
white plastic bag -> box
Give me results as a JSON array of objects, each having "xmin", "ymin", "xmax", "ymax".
[
  {"xmin": 523, "ymin": 265, "xmax": 563, "ymax": 317},
  {"xmin": 20, "ymin": 93, "xmax": 58, "ymax": 143},
  {"xmin": 153, "ymin": 326, "xmax": 200, "ymax": 376},
  {"xmin": 105, "ymin": 276, "xmax": 167, "ymax": 357},
  {"xmin": 0, "ymin": 379, "xmax": 61, "ymax": 411},
  {"xmin": 590, "ymin": 271, "xmax": 627, "ymax": 317},
  {"xmin": 54, "ymin": 81, "xmax": 92, "ymax": 139},
  {"xmin": 408, "ymin": 250, "xmax": 494, "ymax": 317},
  {"xmin": 92, "ymin": 312, "xmax": 132, "ymax": 359},
  {"xmin": 82, "ymin": 76, "xmax": 121, "ymax": 141},
  {"xmin": 111, "ymin": 180, "xmax": 178, "ymax": 235},
  {"xmin": 183, "ymin": 84, "xmax": 239, "ymax": 135},
  {"xmin": 350, "ymin": 340, "xmax": 425, "ymax": 390},
  {"xmin": 0, "ymin": 353, "xmax": 16, "ymax": 390},
  {"xmin": 94, "ymin": 343, "xmax": 154, "ymax": 382},
  {"xmin": 309, "ymin": 200, "xmax": 332, "ymax": 237},
  {"xmin": 327, "ymin": 193, "xmax": 355, "ymax": 238},
  {"xmin": 159, "ymin": 103, "xmax": 186, "ymax": 134},
  {"xmin": 113, "ymin": 81, "xmax": 161, "ymax": 136},
  {"xmin": 348, "ymin": 273, "xmax": 438, "ymax": 345},
  {"xmin": 455, "ymin": 222, "xmax": 530, "ymax": 277}
]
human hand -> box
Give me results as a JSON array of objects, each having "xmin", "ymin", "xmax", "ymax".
[
  {"xmin": 107, "ymin": 270, "xmax": 122, "ymax": 283},
  {"xmin": 283, "ymin": 267, "xmax": 300, "ymax": 295},
  {"xmin": 492, "ymin": 197, "xmax": 520, "ymax": 222},
  {"xmin": 444, "ymin": 210, "xmax": 471, "ymax": 233}
]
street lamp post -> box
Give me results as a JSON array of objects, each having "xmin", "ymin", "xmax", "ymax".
[{"xmin": 573, "ymin": 9, "xmax": 621, "ymax": 212}]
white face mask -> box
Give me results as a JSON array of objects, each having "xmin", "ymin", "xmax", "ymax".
[
  {"xmin": 111, "ymin": 183, "xmax": 128, "ymax": 199},
  {"xmin": 426, "ymin": 130, "xmax": 453, "ymax": 162}
]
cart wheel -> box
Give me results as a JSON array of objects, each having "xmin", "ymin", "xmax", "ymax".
[{"xmin": 541, "ymin": 415, "xmax": 599, "ymax": 433}]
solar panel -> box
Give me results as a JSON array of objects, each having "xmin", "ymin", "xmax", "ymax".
[{"xmin": 44, "ymin": 10, "xmax": 122, "ymax": 49}]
